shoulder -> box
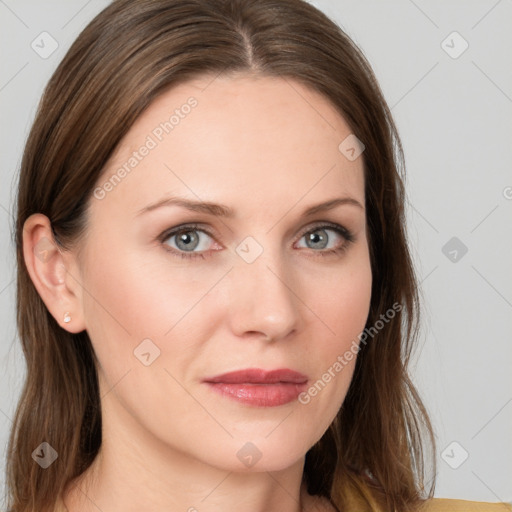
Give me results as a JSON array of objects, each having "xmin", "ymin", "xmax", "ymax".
[{"xmin": 420, "ymin": 498, "xmax": 512, "ymax": 512}]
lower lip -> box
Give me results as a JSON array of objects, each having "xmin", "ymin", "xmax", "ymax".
[{"xmin": 205, "ymin": 382, "xmax": 307, "ymax": 407}]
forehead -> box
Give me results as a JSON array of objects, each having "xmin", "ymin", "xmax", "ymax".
[{"xmin": 93, "ymin": 73, "xmax": 365, "ymax": 218}]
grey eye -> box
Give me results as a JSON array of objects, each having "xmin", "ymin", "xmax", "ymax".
[{"xmin": 164, "ymin": 229, "xmax": 213, "ymax": 253}]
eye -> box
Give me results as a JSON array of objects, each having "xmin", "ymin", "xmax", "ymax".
[
  {"xmin": 295, "ymin": 223, "xmax": 355, "ymax": 256},
  {"xmin": 160, "ymin": 224, "xmax": 218, "ymax": 260}
]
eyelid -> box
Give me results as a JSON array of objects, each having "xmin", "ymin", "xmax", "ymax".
[
  {"xmin": 159, "ymin": 222, "xmax": 213, "ymax": 238},
  {"xmin": 158, "ymin": 223, "xmax": 219, "ymax": 248},
  {"xmin": 297, "ymin": 220, "xmax": 355, "ymax": 243}
]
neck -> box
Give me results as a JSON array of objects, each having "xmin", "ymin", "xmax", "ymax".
[{"xmin": 62, "ymin": 398, "xmax": 311, "ymax": 512}]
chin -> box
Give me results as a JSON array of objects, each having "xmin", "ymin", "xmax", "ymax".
[{"xmin": 202, "ymin": 433, "xmax": 313, "ymax": 474}]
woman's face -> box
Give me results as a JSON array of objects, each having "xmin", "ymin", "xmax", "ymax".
[{"xmin": 77, "ymin": 73, "xmax": 372, "ymax": 472}]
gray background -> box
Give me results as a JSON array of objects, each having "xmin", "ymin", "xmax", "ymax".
[{"xmin": 1, "ymin": 0, "xmax": 511, "ymax": 505}]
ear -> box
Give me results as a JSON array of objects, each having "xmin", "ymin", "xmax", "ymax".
[{"xmin": 22, "ymin": 213, "xmax": 86, "ymax": 333}]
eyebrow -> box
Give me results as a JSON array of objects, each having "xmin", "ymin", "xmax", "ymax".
[{"xmin": 136, "ymin": 195, "xmax": 364, "ymax": 218}]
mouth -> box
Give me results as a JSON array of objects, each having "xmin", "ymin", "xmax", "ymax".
[{"xmin": 202, "ymin": 368, "xmax": 308, "ymax": 407}]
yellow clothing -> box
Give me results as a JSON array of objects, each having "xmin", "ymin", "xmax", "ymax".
[
  {"xmin": 422, "ymin": 499, "xmax": 512, "ymax": 512},
  {"xmin": 51, "ymin": 496, "xmax": 512, "ymax": 511}
]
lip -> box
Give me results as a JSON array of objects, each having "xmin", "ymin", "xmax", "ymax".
[{"xmin": 203, "ymin": 368, "xmax": 308, "ymax": 407}]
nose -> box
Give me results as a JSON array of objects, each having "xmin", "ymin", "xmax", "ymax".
[{"xmin": 227, "ymin": 246, "xmax": 300, "ymax": 342}]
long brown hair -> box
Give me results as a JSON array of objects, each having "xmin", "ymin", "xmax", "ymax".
[{"xmin": 7, "ymin": 1, "xmax": 436, "ymax": 510}]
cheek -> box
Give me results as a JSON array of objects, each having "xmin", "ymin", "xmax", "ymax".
[
  {"xmin": 321, "ymin": 272, "xmax": 371, "ymax": 333},
  {"xmin": 82, "ymin": 236, "xmax": 207, "ymax": 331},
  {"xmin": 79, "ymin": 235, "xmax": 230, "ymax": 379},
  {"xmin": 296, "ymin": 248, "xmax": 372, "ymax": 418},
  {"xmin": 310, "ymin": 248, "xmax": 372, "ymax": 349}
]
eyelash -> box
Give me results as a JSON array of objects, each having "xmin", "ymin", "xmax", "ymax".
[{"xmin": 158, "ymin": 222, "xmax": 356, "ymax": 261}]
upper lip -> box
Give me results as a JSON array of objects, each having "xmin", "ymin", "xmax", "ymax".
[{"xmin": 203, "ymin": 368, "xmax": 308, "ymax": 384}]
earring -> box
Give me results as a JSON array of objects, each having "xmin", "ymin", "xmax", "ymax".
[{"xmin": 63, "ymin": 312, "xmax": 71, "ymax": 323}]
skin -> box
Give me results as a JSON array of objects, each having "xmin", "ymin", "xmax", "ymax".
[{"xmin": 23, "ymin": 73, "xmax": 372, "ymax": 512}]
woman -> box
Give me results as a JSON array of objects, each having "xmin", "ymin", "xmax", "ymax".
[{"xmin": 6, "ymin": 0, "xmax": 511, "ymax": 511}]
